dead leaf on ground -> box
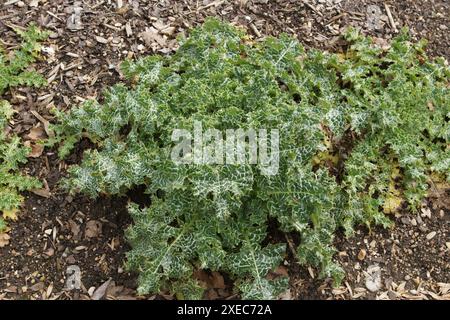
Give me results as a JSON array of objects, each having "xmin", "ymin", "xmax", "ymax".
[
  {"xmin": 278, "ymin": 289, "xmax": 292, "ymax": 300},
  {"xmin": 358, "ymin": 249, "xmax": 367, "ymax": 260},
  {"xmin": 27, "ymin": 126, "xmax": 45, "ymax": 141},
  {"xmin": 194, "ymin": 270, "xmax": 226, "ymax": 289},
  {"xmin": 273, "ymin": 265, "xmax": 289, "ymax": 277},
  {"xmin": 68, "ymin": 219, "xmax": 80, "ymax": 238},
  {"xmin": 30, "ymin": 282, "xmax": 45, "ymax": 292},
  {"xmin": 85, "ymin": 220, "xmax": 102, "ymax": 238},
  {"xmin": 92, "ymin": 278, "xmax": 112, "ymax": 300},
  {"xmin": 30, "ymin": 110, "xmax": 54, "ymax": 138},
  {"xmin": 210, "ymin": 271, "xmax": 226, "ymax": 289},
  {"xmin": 105, "ymin": 282, "xmax": 136, "ymax": 300},
  {"xmin": 31, "ymin": 188, "xmax": 51, "ymax": 198},
  {"xmin": 0, "ymin": 233, "xmax": 11, "ymax": 247},
  {"xmin": 24, "ymin": 140, "xmax": 44, "ymax": 158},
  {"xmin": 4, "ymin": 285, "xmax": 17, "ymax": 293},
  {"xmin": 44, "ymin": 247, "xmax": 55, "ymax": 257},
  {"xmin": 139, "ymin": 27, "xmax": 166, "ymax": 47}
]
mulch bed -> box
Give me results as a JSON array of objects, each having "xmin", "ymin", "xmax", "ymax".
[{"xmin": 0, "ymin": 0, "xmax": 448, "ymax": 300}]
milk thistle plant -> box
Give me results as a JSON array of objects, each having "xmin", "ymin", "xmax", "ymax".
[
  {"xmin": 0, "ymin": 25, "xmax": 47, "ymax": 231},
  {"xmin": 53, "ymin": 19, "xmax": 449, "ymax": 299}
]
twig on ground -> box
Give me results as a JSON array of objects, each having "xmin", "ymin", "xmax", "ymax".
[
  {"xmin": 327, "ymin": 12, "xmax": 347, "ymax": 25},
  {"xmin": 196, "ymin": 0, "xmax": 226, "ymax": 13},
  {"xmin": 384, "ymin": 3, "xmax": 398, "ymax": 32},
  {"xmin": 305, "ymin": 2, "xmax": 323, "ymax": 17},
  {"xmin": 46, "ymin": 10, "xmax": 63, "ymax": 22},
  {"xmin": 249, "ymin": 23, "xmax": 261, "ymax": 38}
]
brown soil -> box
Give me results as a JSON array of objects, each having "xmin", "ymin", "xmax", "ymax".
[{"xmin": 0, "ymin": 0, "xmax": 448, "ymax": 300}]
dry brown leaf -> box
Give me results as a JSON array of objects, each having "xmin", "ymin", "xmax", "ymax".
[
  {"xmin": 44, "ymin": 247, "xmax": 55, "ymax": 257},
  {"xmin": 4, "ymin": 285, "xmax": 17, "ymax": 293},
  {"xmin": 29, "ymin": 143, "xmax": 44, "ymax": 158},
  {"xmin": 278, "ymin": 289, "xmax": 292, "ymax": 300},
  {"xmin": 396, "ymin": 281, "xmax": 407, "ymax": 293},
  {"xmin": 372, "ymin": 37, "xmax": 391, "ymax": 50},
  {"xmin": 273, "ymin": 265, "xmax": 289, "ymax": 277},
  {"xmin": 27, "ymin": 126, "xmax": 45, "ymax": 140},
  {"xmin": 0, "ymin": 233, "xmax": 11, "ymax": 247},
  {"xmin": 46, "ymin": 283, "xmax": 53, "ymax": 298},
  {"xmin": 92, "ymin": 278, "xmax": 112, "ymax": 300},
  {"xmin": 85, "ymin": 220, "xmax": 102, "ymax": 238},
  {"xmin": 68, "ymin": 219, "xmax": 80, "ymax": 237},
  {"xmin": 358, "ymin": 249, "xmax": 367, "ymax": 260},
  {"xmin": 30, "ymin": 110, "xmax": 54, "ymax": 138},
  {"xmin": 30, "ymin": 282, "xmax": 45, "ymax": 292},
  {"xmin": 140, "ymin": 27, "xmax": 166, "ymax": 47},
  {"xmin": 24, "ymin": 140, "xmax": 44, "ymax": 158},
  {"xmin": 31, "ymin": 188, "xmax": 51, "ymax": 198},
  {"xmin": 210, "ymin": 271, "xmax": 226, "ymax": 289}
]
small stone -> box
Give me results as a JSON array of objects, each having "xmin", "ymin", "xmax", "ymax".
[
  {"xmin": 95, "ymin": 36, "xmax": 108, "ymax": 44},
  {"xmin": 411, "ymin": 218, "xmax": 417, "ymax": 226},
  {"xmin": 16, "ymin": 1, "xmax": 25, "ymax": 7},
  {"xmin": 366, "ymin": 5, "xmax": 383, "ymax": 31},
  {"xmin": 66, "ymin": 255, "xmax": 76, "ymax": 264},
  {"xmin": 421, "ymin": 208, "xmax": 431, "ymax": 219},
  {"xmin": 416, "ymin": 215, "xmax": 423, "ymax": 225},
  {"xmin": 365, "ymin": 265, "xmax": 382, "ymax": 292},
  {"xmin": 401, "ymin": 217, "xmax": 410, "ymax": 225},
  {"xmin": 404, "ymin": 275, "xmax": 411, "ymax": 281},
  {"xmin": 439, "ymin": 24, "xmax": 448, "ymax": 31},
  {"xmin": 66, "ymin": 4, "xmax": 84, "ymax": 31},
  {"xmin": 44, "ymin": 247, "xmax": 55, "ymax": 257},
  {"xmin": 112, "ymin": 37, "xmax": 122, "ymax": 44},
  {"xmin": 426, "ymin": 231, "xmax": 436, "ymax": 240}
]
